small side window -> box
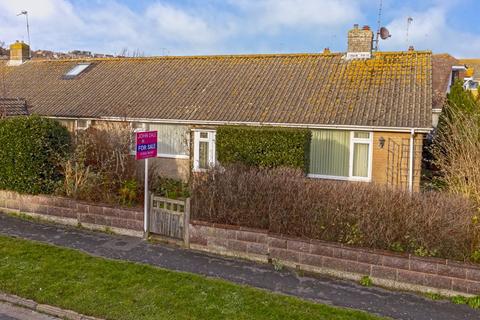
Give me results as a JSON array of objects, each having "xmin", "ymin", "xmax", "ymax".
[{"xmin": 75, "ymin": 119, "xmax": 91, "ymax": 131}]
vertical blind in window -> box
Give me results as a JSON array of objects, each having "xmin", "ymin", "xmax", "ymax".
[
  {"xmin": 148, "ymin": 124, "xmax": 189, "ymax": 156},
  {"xmin": 352, "ymin": 143, "xmax": 369, "ymax": 177},
  {"xmin": 309, "ymin": 130, "xmax": 350, "ymax": 177}
]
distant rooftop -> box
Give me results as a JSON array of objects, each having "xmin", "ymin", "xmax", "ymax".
[{"xmin": 0, "ymin": 98, "xmax": 29, "ymax": 117}]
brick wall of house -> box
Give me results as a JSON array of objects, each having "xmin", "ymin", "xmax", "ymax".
[
  {"xmin": 372, "ymin": 131, "xmax": 423, "ymax": 190},
  {"xmin": 189, "ymin": 220, "xmax": 480, "ymax": 296},
  {"xmin": 0, "ymin": 190, "xmax": 143, "ymax": 237}
]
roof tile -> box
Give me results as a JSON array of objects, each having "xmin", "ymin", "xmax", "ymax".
[{"xmin": 0, "ymin": 52, "xmax": 433, "ymax": 128}]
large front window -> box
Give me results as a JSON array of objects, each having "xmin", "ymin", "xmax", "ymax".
[
  {"xmin": 130, "ymin": 123, "xmax": 189, "ymax": 158},
  {"xmin": 149, "ymin": 124, "xmax": 189, "ymax": 158},
  {"xmin": 309, "ymin": 130, "xmax": 372, "ymax": 181},
  {"xmin": 193, "ymin": 130, "xmax": 216, "ymax": 171}
]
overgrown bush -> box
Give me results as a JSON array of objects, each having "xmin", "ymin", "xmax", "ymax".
[
  {"xmin": 216, "ymin": 126, "xmax": 311, "ymax": 172},
  {"xmin": 0, "ymin": 116, "xmax": 71, "ymax": 194},
  {"xmin": 152, "ymin": 176, "xmax": 190, "ymax": 199},
  {"xmin": 57, "ymin": 122, "xmax": 139, "ymax": 205},
  {"xmin": 192, "ymin": 165, "xmax": 480, "ymax": 262},
  {"xmin": 431, "ymin": 82, "xmax": 480, "ymax": 204}
]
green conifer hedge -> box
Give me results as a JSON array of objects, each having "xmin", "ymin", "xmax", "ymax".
[
  {"xmin": 216, "ymin": 126, "xmax": 311, "ymax": 172},
  {"xmin": 0, "ymin": 116, "xmax": 71, "ymax": 194}
]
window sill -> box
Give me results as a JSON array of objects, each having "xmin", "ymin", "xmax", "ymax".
[
  {"xmin": 129, "ymin": 153, "xmax": 189, "ymax": 160},
  {"xmin": 157, "ymin": 154, "xmax": 189, "ymax": 160},
  {"xmin": 307, "ymin": 174, "xmax": 371, "ymax": 183}
]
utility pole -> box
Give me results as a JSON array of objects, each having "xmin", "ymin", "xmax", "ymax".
[{"xmin": 17, "ymin": 10, "xmax": 31, "ymax": 56}]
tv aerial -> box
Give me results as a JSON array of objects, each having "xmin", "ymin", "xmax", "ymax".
[
  {"xmin": 374, "ymin": 0, "xmax": 391, "ymax": 51},
  {"xmin": 406, "ymin": 17, "xmax": 414, "ymax": 47}
]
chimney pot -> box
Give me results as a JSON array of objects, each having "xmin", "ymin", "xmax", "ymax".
[
  {"xmin": 353, "ymin": 24, "xmax": 359, "ymax": 29},
  {"xmin": 323, "ymin": 48, "xmax": 331, "ymax": 54},
  {"xmin": 362, "ymin": 25, "xmax": 370, "ymax": 30},
  {"xmin": 408, "ymin": 45, "xmax": 415, "ymax": 51}
]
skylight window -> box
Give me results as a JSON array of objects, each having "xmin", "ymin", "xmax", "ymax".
[{"xmin": 64, "ymin": 63, "xmax": 91, "ymax": 78}]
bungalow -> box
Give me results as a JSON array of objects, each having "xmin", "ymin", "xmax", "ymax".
[
  {"xmin": 0, "ymin": 98, "xmax": 28, "ymax": 118},
  {"xmin": 0, "ymin": 25, "xmax": 454, "ymax": 191}
]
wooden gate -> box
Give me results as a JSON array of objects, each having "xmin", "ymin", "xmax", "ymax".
[{"xmin": 149, "ymin": 195, "xmax": 190, "ymax": 243}]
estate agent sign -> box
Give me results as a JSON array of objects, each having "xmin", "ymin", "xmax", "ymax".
[
  {"xmin": 135, "ymin": 130, "xmax": 158, "ymax": 236},
  {"xmin": 135, "ymin": 131, "xmax": 157, "ymax": 160}
]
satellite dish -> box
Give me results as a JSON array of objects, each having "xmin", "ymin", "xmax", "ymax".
[{"xmin": 380, "ymin": 27, "xmax": 391, "ymax": 40}]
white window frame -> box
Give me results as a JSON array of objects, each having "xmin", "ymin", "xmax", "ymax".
[
  {"xmin": 75, "ymin": 119, "xmax": 91, "ymax": 131},
  {"xmin": 193, "ymin": 129, "xmax": 216, "ymax": 172},
  {"xmin": 308, "ymin": 131, "xmax": 373, "ymax": 182},
  {"xmin": 349, "ymin": 131, "xmax": 373, "ymax": 182}
]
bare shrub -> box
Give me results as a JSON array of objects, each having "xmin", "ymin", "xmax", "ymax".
[
  {"xmin": 432, "ymin": 106, "xmax": 480, "ymax": 204},
  {"xmin": 58, "ymin": 122, "xmax": 139, "ymax": 204},
  {"xmin": 192, "ymin": 165, "xmax": 479, "ymax": 262}
]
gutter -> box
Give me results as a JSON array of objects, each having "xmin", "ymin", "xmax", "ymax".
[{"xmin": 47, "ymin": 116, "xmax": 433, "ymax": 134}]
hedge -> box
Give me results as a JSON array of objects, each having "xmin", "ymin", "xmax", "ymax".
[
  {"xmin": 191, "ymin": 165, "xmax": 480, "ymax": 263},
  {"xmin": 216, "ymin": 126, "xmax": 311, "ymax": 172},
  {"xmin": 0, "ymin": 116, "xmax": 71, "ymax": 194}
]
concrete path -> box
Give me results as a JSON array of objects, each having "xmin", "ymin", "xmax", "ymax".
[
  {"xmin": 0, "ymin": 302, "xmax": 59, "ymax": 320},
  {"xmin": 1, "ymin": 213, "xmax": 479, "ymax": 320}
]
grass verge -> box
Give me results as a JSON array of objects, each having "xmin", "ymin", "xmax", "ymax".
[{"xmin": 0, "ymin": 235, "xmax": 384, "ymax": 320}]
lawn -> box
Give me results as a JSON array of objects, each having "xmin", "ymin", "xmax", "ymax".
[{"xmin": 0, "ymin": 235, "xmax": 384, "ymax": 320}]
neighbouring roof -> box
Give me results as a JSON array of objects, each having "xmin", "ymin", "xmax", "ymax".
[
  {"xmin": 459, "ymin": 59, "xmax": 480, "ymax": 79},
  {"xmin": 432, "ymin": 54, "xmax": 460, "ymax": 109},
  {"xmin": 0, "ymin": 51, "xmax": 433, "ymax": 129},
  {"xmin": 0, "ymin": 97, "xmax": 28, "ymax": 117}
]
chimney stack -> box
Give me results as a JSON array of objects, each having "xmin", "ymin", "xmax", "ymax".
[
  {"xmin": 8, "ymin": 41, "xmax": 30, "ymax": 66},
  {"xmin": 346, "ymin": 24, "xmax": 373, "ymax": 60}
]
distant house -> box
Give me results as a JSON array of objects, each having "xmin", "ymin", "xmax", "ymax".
[
  {"xmin": 0, "ymin": 97, "xmax": 28, "ymax": 118},
  {"xmin": 458, "ymin": 59, "xmax": 480, "ymax": 96},
  {"xmin": 0, "ymin": 26, "xmax": 456, "ymax": 191}
]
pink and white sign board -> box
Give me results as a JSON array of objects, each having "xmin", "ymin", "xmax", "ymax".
[{"xmin": 136, "ymin": 131, "xmax": 157, "ymax": 160}]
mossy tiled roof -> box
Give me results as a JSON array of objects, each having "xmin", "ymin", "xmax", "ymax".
[
  {"xmin": 459, "ymin": 59, "xmax": 480, "ymax": 79},
  {"xmin": 0, "ymin": 98, "xmax": 28, "ymax": 117},
  {"xmin": 0, "ymin": 51, "xmax": 433, "ymax": 129}
]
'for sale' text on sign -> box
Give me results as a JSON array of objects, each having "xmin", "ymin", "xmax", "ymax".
[{"xmin": 136, "ymin": 131, "xmax": 157, "ymax": 160}]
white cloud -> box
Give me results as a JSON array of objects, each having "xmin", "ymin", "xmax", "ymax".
[
  {"xmin": 0, "ymin": 0, "xmax": 479, "ymax": 57},
  {"xmin": 381, "ymin": 3, "xmax": 480, "ymax": 57},
  {"xmin": 231, "ymin": 0, "xmax": 364, "ymax": 32},
  {"xmin": 146, "ymin": 3, "xmax": 220, "ymax": 46}
]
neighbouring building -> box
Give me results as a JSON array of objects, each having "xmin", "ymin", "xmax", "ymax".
[
  {"xmin": 458, "ymin": 59, "xmax": 480, "ymax": 96},
  {"xmin": 0, "ymin": 97, "xmax": 28, "ymax": 118},
  {"xmin": 0, "ymin": 26, "xmax": 458, "ymax": 191}
]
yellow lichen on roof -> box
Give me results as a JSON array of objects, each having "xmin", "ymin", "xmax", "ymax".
[{"xmin": 0, "ymin": 49, "xmax": 433, "ymax": 129}]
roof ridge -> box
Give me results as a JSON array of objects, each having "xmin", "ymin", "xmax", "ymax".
[
  {"xmin": 27, "ymin": 52, "xmax": 342, "ymax": 63},
  {"xmin": 22, "ymin": 50, "xmax": 432, "ymax": 63}
]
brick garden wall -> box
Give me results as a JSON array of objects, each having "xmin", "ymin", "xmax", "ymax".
[
  {"xmin": 189, "ymin": 220, "xmax": 480, "ymax": 296},
  {"xmin": 2, "ymin": 188, "xmax": 480, "ymax": 297},
  {"xmin": 0, "ymin": 190, "xmax": 143, "ymax": 237}
]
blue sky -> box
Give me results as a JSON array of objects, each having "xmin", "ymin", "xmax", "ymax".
[{"xmin": 0, "ymin": 0, "xmax": 479, "ymax": 57}]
